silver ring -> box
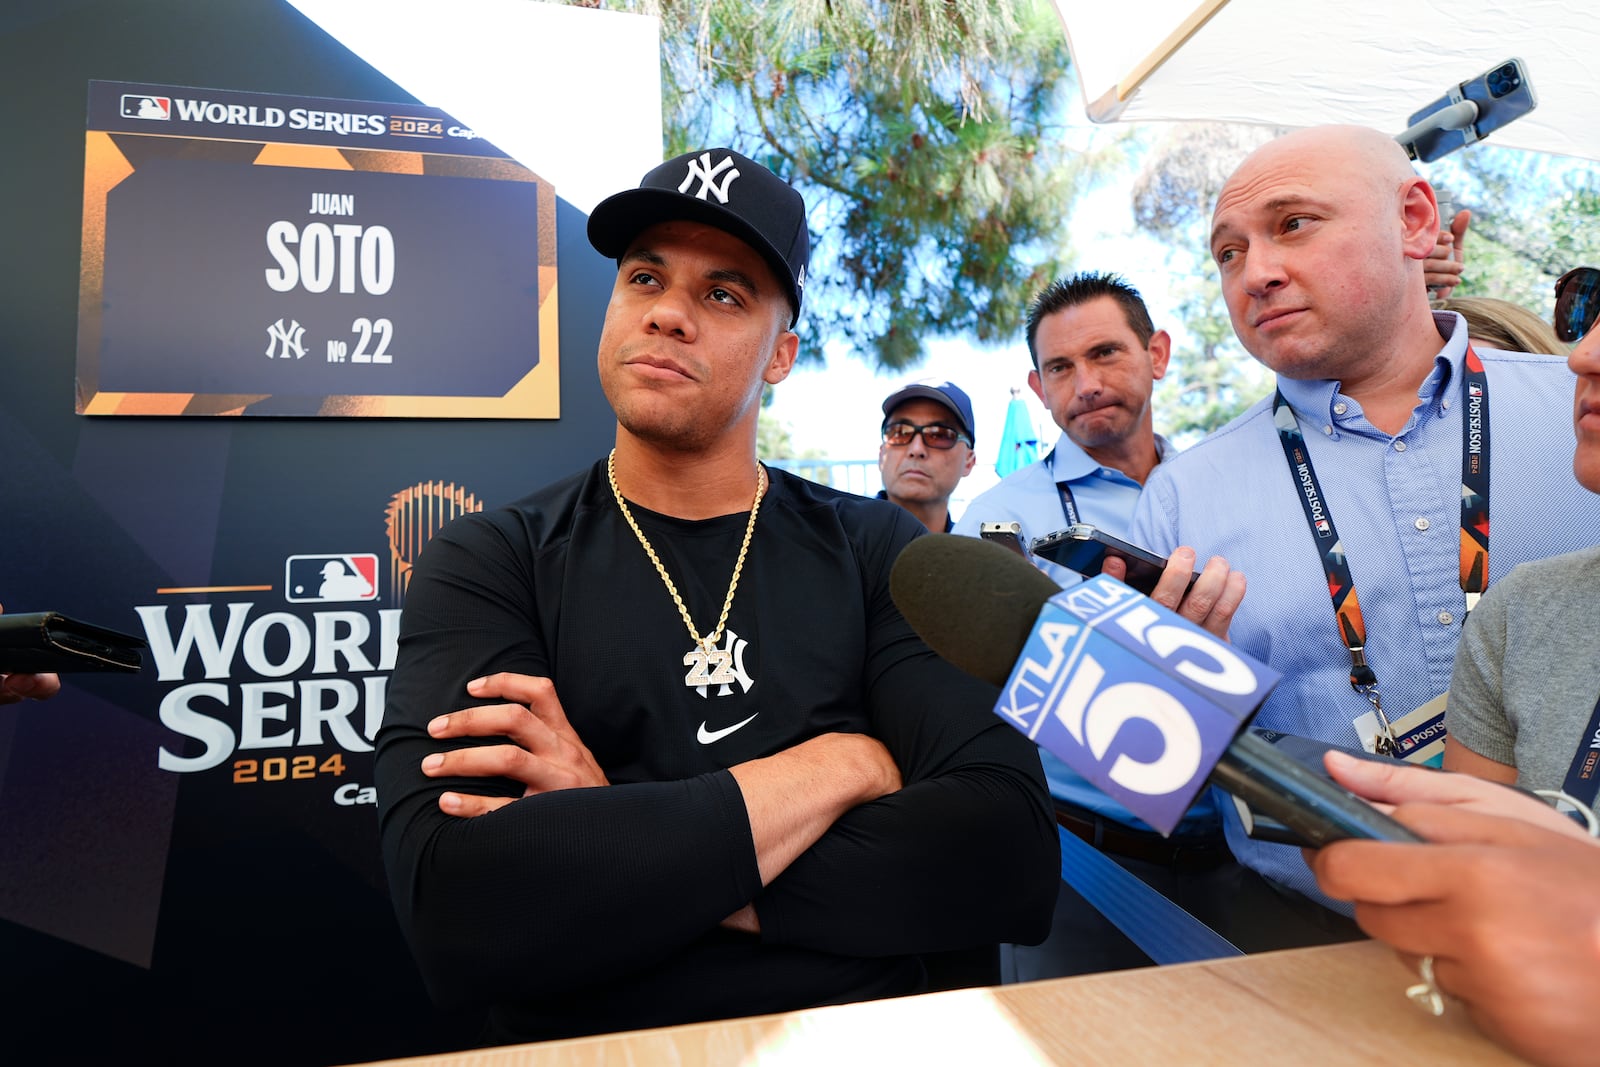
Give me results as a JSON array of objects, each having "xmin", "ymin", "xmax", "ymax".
[{"xmin": 1406, "ymin": 954, "xmax": 1445, "ymax": 1016}]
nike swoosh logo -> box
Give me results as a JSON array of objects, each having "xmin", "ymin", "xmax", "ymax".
[{"xmin": 697, "ymin": 713, "xmax": 759, "ymax": 745}]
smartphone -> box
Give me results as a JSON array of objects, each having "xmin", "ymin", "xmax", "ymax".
[
  {"xmin": 1227, "ymin": 731, "xmax": 1425, "ymax": 846},
  {"xmin": 1219, "ymin": 731, "xmax": 1425, "ymax": 848},
  {"xmin": 978, "ymin": 520, "xmax": 1030, "ymax": 558},
  {"xmin": 1406, "ymin": 57, "xmax": 1537, "ymax": 162},
  {"xmin": 1029, "ymin": 524, "xmax": 1189, "ymax": 596}
]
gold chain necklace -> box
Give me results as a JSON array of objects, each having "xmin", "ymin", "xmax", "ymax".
[{"xmin": 607, "ymin": 449, "xmax": 766, "ymax": 690}]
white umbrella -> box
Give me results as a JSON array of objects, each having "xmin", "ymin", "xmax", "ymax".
[{"xmin": 1049, "ymin": 0, "xmax": 1600, "ymax": 161}]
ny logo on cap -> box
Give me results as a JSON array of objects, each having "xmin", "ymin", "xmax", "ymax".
[{"xmin": 679, "ymin": 152, "xmax": 741, "ymax": 204}]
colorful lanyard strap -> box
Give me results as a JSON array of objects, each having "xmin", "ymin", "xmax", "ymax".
[{"xmin": 1271, "ymin": 346, "xmax": 1490, "ymax": 756}]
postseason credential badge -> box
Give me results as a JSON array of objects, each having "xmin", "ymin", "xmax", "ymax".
[{"xmin": 77, "ymin": 80, "xmax": 559, "ymax": 418}]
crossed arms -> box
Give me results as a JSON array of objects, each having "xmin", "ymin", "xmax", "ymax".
[{"xmin": 374, "ymin": 513, "xmax": 1057, "ymax": 1007}]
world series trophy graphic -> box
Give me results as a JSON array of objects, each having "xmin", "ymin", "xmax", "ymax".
[{"xmin": 385, "ymin": 481, "xmax": 483, "ymax": 606}]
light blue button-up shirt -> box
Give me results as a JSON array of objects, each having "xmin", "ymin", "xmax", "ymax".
[
  {"xmin": 1132, "ymin": 312, "xmax": 1600, "ymax": 904},
  {"xmin": 954, "ymin": 432, "xmax": 1220, "ymax": 836}
]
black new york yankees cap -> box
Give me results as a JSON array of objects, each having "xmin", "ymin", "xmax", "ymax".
[{"xmin": 587, "ymin": 148, "xmax": 811, "ymax": 327}]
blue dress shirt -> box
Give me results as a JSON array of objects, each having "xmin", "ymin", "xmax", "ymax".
[
  {"xmin": 954, "ymin": 430, "xmax": 1166, "ymax": 548},
  {"xmin": 1132, "ymin": 313, "xmax": 1600, "ymax": 905},
  {"xmin": 954, "ymin": 432, "xmax": 1219, "ymax": 836}
]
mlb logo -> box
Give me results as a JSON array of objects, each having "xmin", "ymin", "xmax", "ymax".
[
  {"xmin": 285, "ymin": 554, "xmax": 379, "ymax": 603},
  {"xmin": 1468, "ymin": 383, "xmax": 1483, "ymax": 397},
  {"xmin": 120, "ymin": 94, "xmax": 171, "ymax": 120},
  {"xmin": 1314, "ymin": 518, "xmax": 1331, "ymax": 536}
]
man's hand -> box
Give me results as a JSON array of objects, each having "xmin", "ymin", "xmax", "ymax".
[
  {"xmin": 1104, "ymin": 547, "xmax": 1246, "ymax": 639},
  {"xmin": 422, "ymin": 672, "xmax": 609, "ymax": 817},
  {"xmin": 0, "ymin": 603, "xmax": 62, "ymax": 705},
  {"xmin": 1425, "ymin": 208, "xmax": 1470, "ymax": 299},
  {"xmin": 0, "ymin": 670, "xmax": 62, "ymax": 705}
]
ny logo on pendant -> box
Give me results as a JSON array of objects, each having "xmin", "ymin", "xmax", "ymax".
[{"xmin": 683, "ymin": 629, "xmax": 754, "ymax": 698}]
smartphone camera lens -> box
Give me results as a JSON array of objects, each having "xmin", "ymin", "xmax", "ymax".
[{"xmin": 1487, "ymin": 63, "xmax": 1521, "ymax": 98}]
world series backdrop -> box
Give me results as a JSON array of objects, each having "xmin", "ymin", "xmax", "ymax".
[{"xmin": 0, "ymin": 1, "xmax": 642, "ymax": 1063}]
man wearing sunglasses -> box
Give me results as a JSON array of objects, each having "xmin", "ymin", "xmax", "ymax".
[
  {"xmin": 876, "ymin": 380, "xmax": 977, "ymax": 533},
  {"xmin": 1128, "ymin": 124, "xmax": 1600, "ymax": 928},
  {"xmin": 1443, "ymin": 267, "xmax": 1600, "ymax": 795},
  {"xmin": 1312, "ymin": 282, "xmax": 1600, "ymax": 1067}
]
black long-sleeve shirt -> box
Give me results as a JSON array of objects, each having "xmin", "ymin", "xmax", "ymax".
[{"xmin": 375, "ymin": 463, "xmax": 1058, "ymax": 1041}]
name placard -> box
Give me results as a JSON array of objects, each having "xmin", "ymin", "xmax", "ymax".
[{"xmin": 77, "ymin": 80, "xmax": 559, "ymax": 417}]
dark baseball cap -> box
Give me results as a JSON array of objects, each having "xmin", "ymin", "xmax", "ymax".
[
  {"xmin": 881, "ymin": 380, "xmax": 976, "ymax": 443},
  {"xmin": 587, "ymin": 148, "xmax": 811, "ymax": 327}
]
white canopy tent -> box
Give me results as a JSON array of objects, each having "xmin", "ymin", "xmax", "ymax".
[
  {"xmin": 288, "ymin": 0, "xmax": 663, "ymax": 212},
  {"xmin": 1050, "ymin": 0, "xmax": 1600, "ymax": 162}
]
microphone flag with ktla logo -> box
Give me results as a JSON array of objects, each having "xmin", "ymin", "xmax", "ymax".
[
  {"xmin": 891, "ymin": 535, "xmax": 1423, "ymax": 845},
  {"xmin": 1010, "ymin": 577, "xmax": 1276, "ymax": 835}
]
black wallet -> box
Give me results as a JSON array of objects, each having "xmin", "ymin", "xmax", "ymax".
[{"xmin": 0, "ymin": 612, "xmax": 146, "ymax": 673}]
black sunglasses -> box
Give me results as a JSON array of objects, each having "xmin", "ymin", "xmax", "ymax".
[
  {"xmin": 1554, "ymin": 266, "xmax": 1600, "ymax": 344},
  {"xmin": 882, "ymin": 420, "xmax": 970, "ymax": 450}
]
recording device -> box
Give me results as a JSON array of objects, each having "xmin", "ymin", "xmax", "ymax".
[
  {"xmin": 1400, "ymin": 58, "xmax": 1537, "ymax": 163},
  {"xmin": 1434, "ymin": 190, "xmax": 1458, "ymax": 234},
  {"xmin": 1030, "ymin": 524, "xmax": 1196, "ymax": 596},
  {"xmin": 978, "ymin": 520, "xmax": 1030, "ymax": 557},
  {"xmin": 1429, "ymin": 188, "xmax": 1460, "ymax": 297},
  {"xmin": 889, "ymin": 534, "xmax": 1422, "ymax": 847},
  {"xmin": 1228, "ymin": 731, "xmax": 1400, "ymax": 844},
  {"xmin": 0, "ymin": 611, "xmax": 146, "ymax": 673}
]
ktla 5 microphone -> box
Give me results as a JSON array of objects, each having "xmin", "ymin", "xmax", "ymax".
[{"xmin": 890, "ymin": 534, "xmax": 1421, "ymax": 847}]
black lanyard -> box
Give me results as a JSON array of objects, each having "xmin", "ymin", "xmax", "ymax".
[
  {"xmin": 1056, "ymin": 482, "xmax": 1081, "ymax": 526},
  {"xmin": 1271, "ymin": 346, "xmax": 1490, "ymax": 756},
  {"xmin": 1045, "ymin": 447, "xmax": 1083, "ymax": 526},
  {"xmin": 1562, "ymin": 692, "xmax": 1600, "ymax": 810}
]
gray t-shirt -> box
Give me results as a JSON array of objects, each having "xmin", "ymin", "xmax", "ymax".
[{"xmin": 1447, "ymin": 544, "xmax": 1600, "ymax": 792}]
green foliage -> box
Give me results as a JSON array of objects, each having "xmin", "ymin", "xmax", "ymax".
[
  {"xmin": 756, "ymin": 407, "xmax": 825, "ymax": 461},
  {"xmin": 551, "ymin": 0, "xmax": 1100, "ymax": 370},
  {"xmin": 1152, "ymin": 259, "xmax": 1272, "ymax": 445},
  {"xmin": 1424, "ymin": 147, "xmax": 1600, "ymax": 315},
  {"xmin": 1130, "ymin": 124, "xmax": 1277, "ymax": 441}
]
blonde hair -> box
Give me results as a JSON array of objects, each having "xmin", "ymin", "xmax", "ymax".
[{"xmin": 1437, "ymin": 296, "xmax": 1566, "ymax": 355}]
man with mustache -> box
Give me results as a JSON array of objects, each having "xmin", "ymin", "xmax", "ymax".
[
  {"xmin": 374, "ymin": 148, "xmax": 1057, "ymax": 1046},
  {"xmin": 876, "ymin": 379, "xmax": 977, "ymax": 533}
]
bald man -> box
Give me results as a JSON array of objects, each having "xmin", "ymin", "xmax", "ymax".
[{"xmin": 1128, "ymin": 125, "xmax": 1600, "ymax": 933}]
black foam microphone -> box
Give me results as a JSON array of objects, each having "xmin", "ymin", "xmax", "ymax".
[{"xmin": 890, "ymin": 534, "xmax": 1421, "ymax": 847}]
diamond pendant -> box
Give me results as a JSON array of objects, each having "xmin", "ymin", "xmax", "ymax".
[{"xmin": 683, "ymin": 644, "xmax": 737, "ymax": 689}]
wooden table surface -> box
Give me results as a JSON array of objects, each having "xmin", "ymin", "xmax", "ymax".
[{"xmin": 351, "ymin": 940, "xmax": 1527, "ymax": 1066}]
